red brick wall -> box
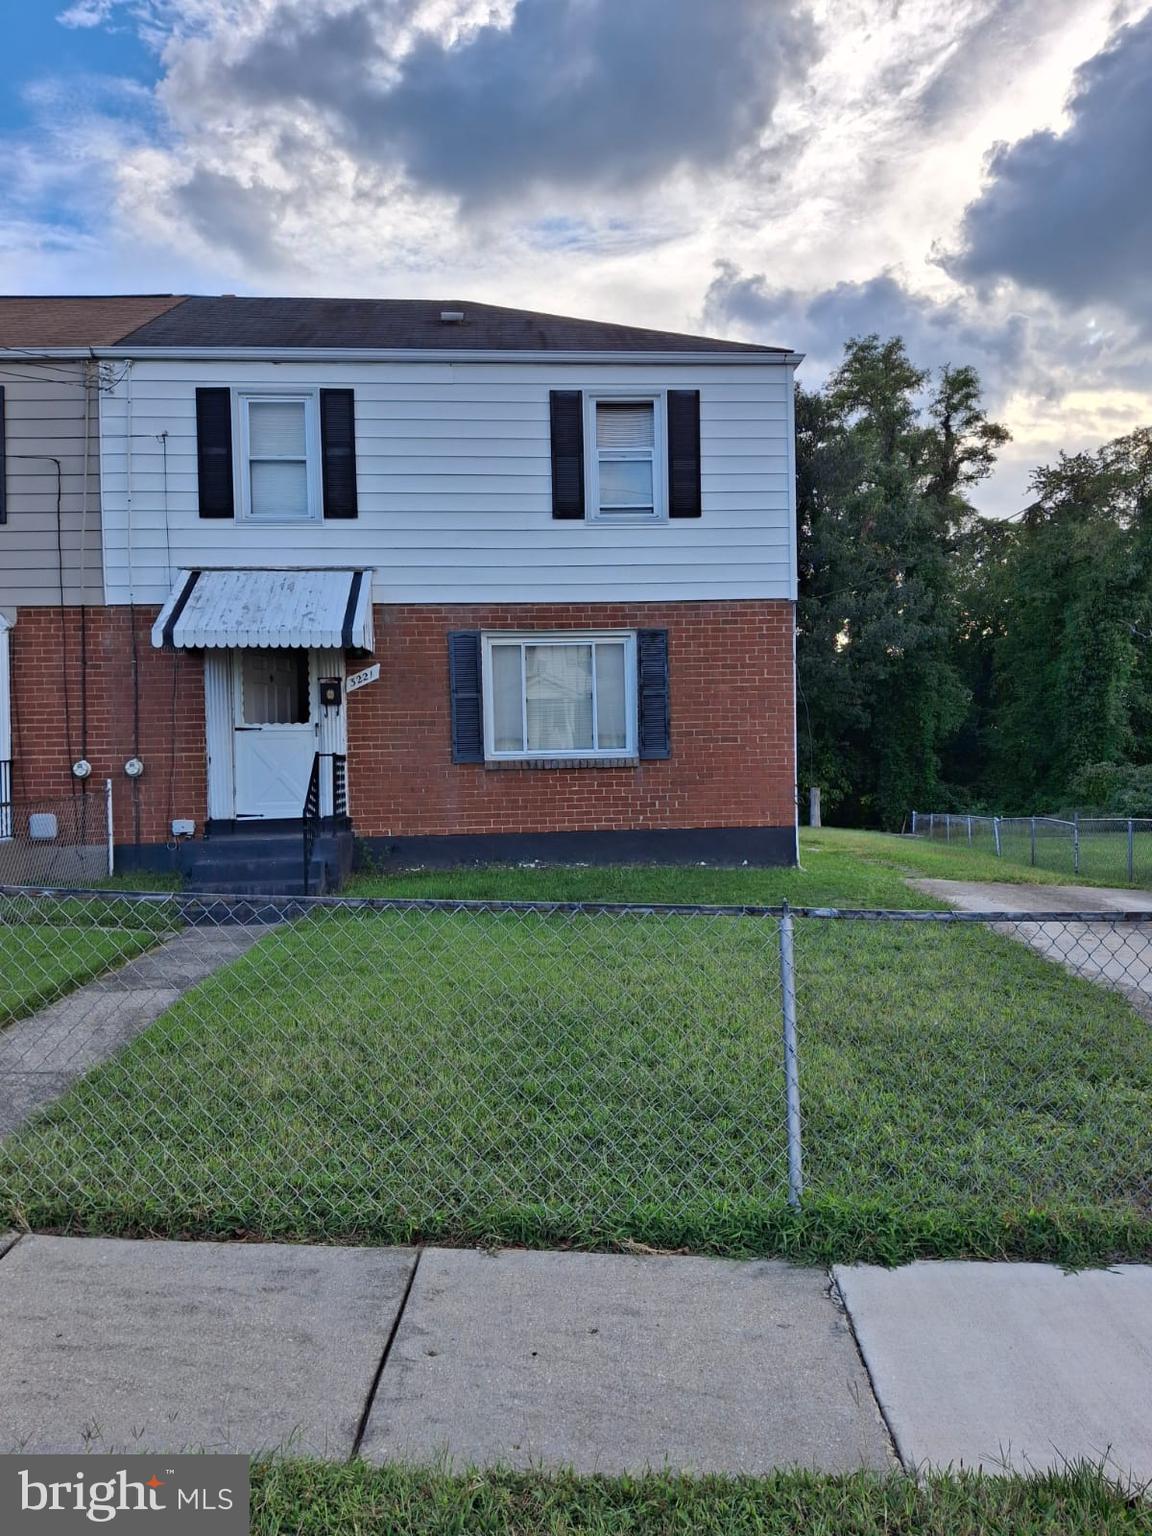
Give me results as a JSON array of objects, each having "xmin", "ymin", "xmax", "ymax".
[
  {"xmin": 347, "ymin": 600, "xmax": 795, "ymax": 837},
  {"xmin": 6, "ymin": 599, "xmax": 795, "ymax": 845},
  {"xmin": 7, "ymin": 605, "xmax": 205, "ymax": 845}
]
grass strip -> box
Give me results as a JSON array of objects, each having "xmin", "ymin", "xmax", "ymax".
[{"xmin": 250, "ymin": 1461, "xmax": 1150, "ymax": 1536}]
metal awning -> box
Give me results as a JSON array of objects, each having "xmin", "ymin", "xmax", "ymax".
[{"xmin": 151, "ymin": 568, "xmax": 374, "ymax": 651}]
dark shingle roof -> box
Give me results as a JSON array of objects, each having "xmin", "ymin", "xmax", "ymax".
[
  {"xmin": 116, "ymin": 296, "xmax": 786, "ymax": 353},
  {"xmin": 0, "ymin": 294, "xmax": 188, "ymax": 347}
]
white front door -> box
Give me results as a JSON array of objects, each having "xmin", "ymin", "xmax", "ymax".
[{"xmin": 232, "ymin": 650, "xmax": 318, "ymax": 819}]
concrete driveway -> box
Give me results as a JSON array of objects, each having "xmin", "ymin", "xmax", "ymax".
[{"xmin": 911, "ymin": 879, "xmax": 1152, "ymax": 1013}]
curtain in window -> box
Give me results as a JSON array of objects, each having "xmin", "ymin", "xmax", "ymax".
[{"xmin": 525, "ymin": 644, "xmax": 594, "ymax": 751}]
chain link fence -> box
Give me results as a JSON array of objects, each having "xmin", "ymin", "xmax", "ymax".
[
  {"xmin": 0, "ymin": 889, "xmax": 1150, "ymax": 1252},
  {"xmin": 912, "ymin": 810, "xmax": 1152, "ymax": 886},
  {"xmin": 0, "ymin": 781, "xmax": 113, "ymax": 887}
]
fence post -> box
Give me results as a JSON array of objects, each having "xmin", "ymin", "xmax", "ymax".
[
  {"xmin": 966, "ymin": 815, "xmax": 973, "ymax": 846},
  {"xmin": 778, "ymin": 901, "xmax": 803, "ymax": 1210},
  {"xmin": 993, "ymin": 817, "xmax": 1001, "ymax": 857},
  {"xmin": 1128, "ymin": 819, "xmax": 1135, "ymax": 883},
  {"xmin": 1030, "ymin": 816, "xmax": 1036, "ymax": 867},
  {"xmin": 104, "ymin": 779, "xmax": 114, "ymax": 877},
  {"xmin": 911, "ymin": 810, "xmax": 918, "ymax": 835},
  {"xmin": 1073, "ymin": 815, "xmax": 1080, "ymax": 877}
]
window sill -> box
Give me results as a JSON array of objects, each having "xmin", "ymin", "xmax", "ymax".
[{"xmin": 483, "ymin": 756, "xmax": 640, "ymax": 771}]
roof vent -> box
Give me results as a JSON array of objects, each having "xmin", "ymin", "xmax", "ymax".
[{"xmin": 439, "ymin": 309, "xmax": 465, "ymax": 324}]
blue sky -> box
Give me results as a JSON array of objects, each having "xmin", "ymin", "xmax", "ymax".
[
  {"xmin": 0, "ymin": 2, "xmax": 158, "ymax": 134},
  {"xmin": 1, "ymin": 0, "xmax": 1150, "ymax": 515}
]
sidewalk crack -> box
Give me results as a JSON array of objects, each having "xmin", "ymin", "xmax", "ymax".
[
  {"xmin": 350, "ymin": 1245, "xmax": 423, "ymax": 1460},
  {"xmin": 828, "ymin": 1268, "xmax": 905, "ymax": 1472}
]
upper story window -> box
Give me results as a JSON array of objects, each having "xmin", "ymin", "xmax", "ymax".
[
  {"xmin": 482, "ymin": 631, "xmax": 637, "ymax": 760},
  {"xmin": 239, "ymin": 393, "xmax": 321, "ymax": 522},
  {"xmin": 587, "ymin": 395, "xmax": 666, "ymax": 522}
]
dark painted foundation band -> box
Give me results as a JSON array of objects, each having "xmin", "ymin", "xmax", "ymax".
[
  {"xmin": 113, "ymin": 824, "xmax": 797, "ymax": 874},
  {"xmin": 356, "ymin": 825, "xmax": 797, "ymax": 869}
]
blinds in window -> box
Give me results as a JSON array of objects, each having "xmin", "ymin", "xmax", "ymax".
[
  {"xmin": 596, "ymin": 402, "xmax": 654, "ymax": 449},
  {"xmin": 249, "ymin": 400, "xmax": 307, "ymax": 457}
]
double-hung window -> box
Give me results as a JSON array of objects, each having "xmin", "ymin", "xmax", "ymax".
[
  {"xmin": 483, "ymin": 632, "xmax": 637, "ymax": 760},
  {"xmin": 239, "ymin": 393, "xmax": 320, "ymax": 521},
  {"xmin": 588, "ymin": 396, "xmax": 664, "ymax": 520}
]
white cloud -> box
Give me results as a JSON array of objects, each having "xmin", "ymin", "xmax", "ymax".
[{"xmin": 3, "ymin": 0, "xmax": 1149, "ymax": 515}]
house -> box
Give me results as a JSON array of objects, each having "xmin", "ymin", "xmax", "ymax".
[{"xmin": 0, "ymin": 295, "xmax": 801, "ymax": 891}]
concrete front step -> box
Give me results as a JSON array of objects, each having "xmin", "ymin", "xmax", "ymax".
[{"xmin": 178, "ymin": 829, "xmax": 354, "ymax": 897}]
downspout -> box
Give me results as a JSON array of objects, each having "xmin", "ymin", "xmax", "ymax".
[{"xmin": 0, "ymin": 614, "xmax": 11, "ymax": 837}]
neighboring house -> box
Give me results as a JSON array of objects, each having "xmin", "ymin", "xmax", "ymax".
[{"xmin": 0, "ymin": 295, "xmax": 801, "ymax": 890}]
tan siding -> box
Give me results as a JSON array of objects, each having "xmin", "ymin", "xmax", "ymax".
[{"xmin": 0, "ymin": 362, "xmax": 103, "ymax": 606}]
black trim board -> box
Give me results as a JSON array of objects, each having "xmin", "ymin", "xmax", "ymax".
[
  {"xmin": 161, "ymin": 569, "xmax": 200, "ymax": 647},
  {"xmin": 357, "ymin": 826, "xmax": 796, "ymax": 869},
  {"xmin": 341, "ymin": 571, "xmax": 365, "ymax": 649}
]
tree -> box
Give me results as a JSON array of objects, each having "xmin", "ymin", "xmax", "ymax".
[
  {"xmin": 965, "ymin": 429, "xmax": 1152, "ymax": 810},
  {"xmin": 796, "ymin": 337, "xmax": 1007, "ymax": 827}
]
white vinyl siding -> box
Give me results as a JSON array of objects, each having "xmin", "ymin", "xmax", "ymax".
[
  {"xmin": 483, "ymin": 631, "xmax": 636, "ymax": 760},
  {"xmin": 98, "ymin": 359, "xmax": 796, "ymax": 604}
]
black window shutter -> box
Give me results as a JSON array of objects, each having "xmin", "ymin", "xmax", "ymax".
[
  {"xmin": 449, "ymin": 631, "xmax": 484, "ymax": 763},
  {"xmin": 0, "ymin": 386, "xmax": 6, "ymax": 525},
  {"xmin": 195, "ymin": 387, "xmax": 234, "ymax": 519},
  {"xmin": 321, "ymin": 388, "xmax": 358, "ymax": 519},
  {"xmin": 550, "ymin": 390, "xmax": 585, "ymax": 519},
  {"xmin": 637, "ymin": 629, "xmax": 670, "ymax": 759},
  {"xmin": 667, "ymin": 389, "xmax": 701, "ymax": 517}
]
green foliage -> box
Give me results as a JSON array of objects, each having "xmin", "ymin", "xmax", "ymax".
[
  {"xmin": 797, "ymin": 339, "xmax": 1006, "ymax": 828},
  {"xmin": 966, "ymin": 429, "xmax": 1152, "ymax": 811},
  {"xmin": 1070, "ymin": 761, "xmax": 1152, "ymax": 816},
  {"xmin": 800, "ymin": 332, "xmax": 1151, "ymax": 823}
]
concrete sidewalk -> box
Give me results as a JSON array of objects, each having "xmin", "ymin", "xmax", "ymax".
[
  {"xmin": 0, "ymin": 926, "xmax": 267, "ymax": 1137},
  {"xmin": 0, "ymin": 1235, "xmax": 1150, "ymax": 1481}
]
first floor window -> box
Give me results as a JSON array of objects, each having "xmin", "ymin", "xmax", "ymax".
[
  {"xmin": 241, "ymin": 394, "xmax": 317, "ymax": 520},
  {"xmin": 483, "ymin": 632, "xmax": 636, "ymax": 759}
]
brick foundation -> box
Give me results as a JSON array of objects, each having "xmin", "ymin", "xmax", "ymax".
[{"xmin": 6, "ymin": 599, "xmax": 796, "ymax": 858}]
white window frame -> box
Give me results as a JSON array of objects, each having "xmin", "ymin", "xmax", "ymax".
[
  {"xmin": 584, "ymin": 391, "xmax": 667, "ymax": 523},
  {"xmin": 235, "ymin": 389, "xmax": 322, "ymax": 523},
  {"xmin": 481, "ymin": 630, "xmax": 638, "ymax": 762}
]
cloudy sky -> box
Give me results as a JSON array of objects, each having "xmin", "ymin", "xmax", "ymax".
[{"xmin": 2, "ymin": 0, "xmax": 1150, "ymax": 514}]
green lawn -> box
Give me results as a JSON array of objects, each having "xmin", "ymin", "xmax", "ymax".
[
  {"xmin": 250, "ymin": 1462, "xmax": 1148, "ymax": 1536},
  {"xmin": 347, "ymin": 825, "xmax": 1102, "ymax": 906},
  {"xmin": 3, "ymin": 841, "xmax": 1149, "ymax": 1263},
  {"xmin": 0, "ymin": 894, "xmax": 164, "ymax": 1028}
]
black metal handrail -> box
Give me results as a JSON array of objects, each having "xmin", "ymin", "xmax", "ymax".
[
  {"xmin": 302, "ymin": 752, "xmax": 348, "ymax": 894},
  {"xmin": 0, "ymin": 758, "xmax": 11, "ymax": 839},
  {"xmin": 302, "ymin": 753, "xmax": 322, "ymax": 895},
  {"xmin": 331, "ymin": 753, "xmax": 348, "ymax": 819}
]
